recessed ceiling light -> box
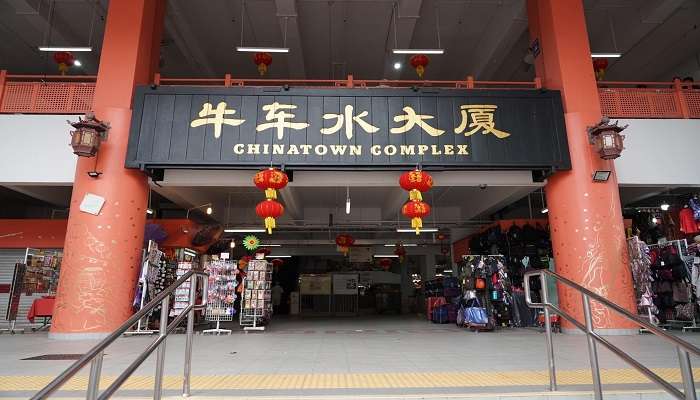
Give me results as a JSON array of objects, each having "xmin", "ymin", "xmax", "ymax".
[
  {"xmin": 265, "ymin": 255, "xmax": 292, "ymax": 258},
  {"xmin": 73, "ymin": 60, "xmax": 82, "ymax": 67},
  {"xmin": 541, "ymin": 208, "xmax": 549, "ymax": 214},
  {"xmin": 384, "ymin": 244, "xmax": 418, "ymax": 247},
  {"xmin": 236, "ymin": 47, "xmax": 289, "ymax": 53},
  {"xmin": 224, "ymin": 228, "xmax": 266, "ymax": 233},
  {"xmin": 393, "ymin": 62, "xmax": 402, "ymax": 70},
  {"xmin": 38, "ymin": 46, "xmax": 92, "ymax": 52},
  {"xmin": 373, "ymin": 254, "xmax": 400, "ymax": 258},
  {"xmin": 660, "ymin": 203, "xmax": 670, "ymax": 211},
  {"xmin": 392, "ymin": 49, "xmax": 444, "ymax": 55}
]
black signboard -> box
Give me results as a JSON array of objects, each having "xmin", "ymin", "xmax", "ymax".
[
  {"xmin": 5, "ymin": 263, "xmax": 26, "ymax": 322},
  {"xmin": 126, "ymin": 86, "xmax": 570, "ymax": 171}
]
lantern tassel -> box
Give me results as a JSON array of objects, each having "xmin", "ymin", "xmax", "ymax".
[
  {"xmin": 265, "ymin": 188, "xmax": 277, "ymax": 200},
  {"xmin": 411, "ymin": 217, "xmax": 422, "ymax": 235},
  {"xmin": 416, "ymin": 65, "xmax": 425, "ymax": 79},
  {"xmin": 409, "ymin": 189, "xmax": 422, "ymax": 201},
  {"xmin": 264, "ymin": 217, "xmax": 276, "ymax": 234}
]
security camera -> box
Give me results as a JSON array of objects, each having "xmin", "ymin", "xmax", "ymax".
[{"xmin": 479, "ymin": 184, "xmax": 487, "ymax": 190}]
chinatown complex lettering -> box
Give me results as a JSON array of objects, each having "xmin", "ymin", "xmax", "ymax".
[{"xmin": 126, "ymin": 87, "xmax": 570, "ymax": 171}]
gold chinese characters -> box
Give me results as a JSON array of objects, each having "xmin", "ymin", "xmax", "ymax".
[{"xmin": 189, "ymin": 101, "xmax": 509, "ymax": 140}]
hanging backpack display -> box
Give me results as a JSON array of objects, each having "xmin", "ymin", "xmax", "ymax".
[{"xmin": 464, "ymin": 298, "xmax": 489, "ymax": 325}]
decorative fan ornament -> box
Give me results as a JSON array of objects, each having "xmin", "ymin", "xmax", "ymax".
[{"xmin": 243, "ymin": 235, "xmax": 261, "ymax": 251}]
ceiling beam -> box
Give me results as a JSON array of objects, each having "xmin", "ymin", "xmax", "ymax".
[
  {"xmin": 381, "ymin": 0, "xmax": 422, "ymax": 78},
  {"xmin": 164, "ymin": 0, "xmax": 217, "ymax": 77},
  {"xmin": 469, "ymin": 1, "xmax": 528, "ymax": 80},
  {"xmin": 274, "ymin": 0, "xmax": 306, "ymax": 78}
]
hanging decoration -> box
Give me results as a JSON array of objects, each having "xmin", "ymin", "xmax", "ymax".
[
  {"xmin": 254, "ymin": 167, "xmax": 289, "ymax": 200},
  {"xmin": 53, "ymin": 51, "xmax": 75, "ymax": 75},
  {"xmin": 379, "ymin": 258, "xmax": 393, "ymax": 271},
  {"xmin": 409, "ymin": 54, "xmax": 430, "ymax": 79},
  {"xmin": 243, "ymin": 235, "xmax": 261, "ymax": 251},
  {"xmin": 402, "ymin": 200, "xmax": 431, "ymax": 235},
  {"xmin": 271, "ymin": 258, "xmax": 285, "ymax": 268},
  {"xmin": 399, "ymin": 169, "xmax": 433, "ymax": 234},
  {"xmin": 335, "ymin": 234, "xmax": 355, "ymax": 256},
  {"xmin": 592, "ymin": 58, "xmax": 608, "ymax": 81},
  {"xmin": 394, "ymin": 243, "xmax": 407, "ymax": 262},
  {"xmin": 399, "ymin": 169, "xmax": 433, "ymax": 201},
  {"xmin": 255, "ymin": 199, "xmax": 284, "ymax": 234},
  {"xmin": 253, "ymin": 52, "xmax": 273, "ymax": 76}
]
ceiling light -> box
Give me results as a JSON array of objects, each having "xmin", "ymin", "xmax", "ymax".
[
  {"xmin": 591, "ymin": 53, "xmax": 621, "ymax": 58},
  {"xmin": 397, "ymin": 228, "xmax": 439, "ymax": 233},
  {"xmin": 345, "ymin": 187, "xmax": 351, "ymax": 215},
  {"xmin": 224, "ymin": 228, "xmax": 266, "ymax": 233},
  {"xmin": 265, "ymin": 255, "xmax": 292, "ymax": 258},
  {"xmin": 660, "ymin": 203, "xmax": 670, "ymax": 211},
  {"xmin": 392, "ymin": 49, "xmax": 444, "ymax": 55},
  {"xmin": 652, "ymin": 217, "xmax": 658, "ymax": 224},
  {"xmin": 146, "ymin": 208, "xmax": 154, "ymax": 215},
  {"xmin": 541, "ymin": 208, "xmax": 549, "ymax": 214},
  {"xmin": 206, "ymin": 206, "xmax": 213, "ymax": 215},
  {"xmin": 236, "ymin": 47, "xmax": 289, "ymax": 53},
  {"xmin": 260, "ymin": 244, "xmax": 282, "ymax": 247},
  {"xmin": 73, "ymin": 60, "xmax": 82, "ymax": 67},
  {"xmin": 230, "ymin": 240, "xmax": 235, "ymax": 248},
  {"xmin": 373, "ymin": 254, "xmax": 399, "ymax": 258},
  {"xmin": 592, "ymin": 170, "xmax": 611, "ymax": 182},
  {"xmin": 384, "ymin": 244, "xmax": 418, "ymax": 247},
  {"xmin": 393, "ymin": 62, "xmax": 402, "ymax": 70},
  {"xmin": 38, "ymin": 46, "xmax": 92, "ymax": 52}
]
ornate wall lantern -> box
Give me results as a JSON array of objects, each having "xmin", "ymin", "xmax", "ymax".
[
  {"xmin": 68, "ymin": 112, "xmax": 110, "ymax": 157},
  {"xmin": 587, "ymin": 117, "xmax": 627, "ymax": 160}
]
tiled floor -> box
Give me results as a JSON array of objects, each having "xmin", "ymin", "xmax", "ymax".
[{"xmin": 1, "ymin": 316, "xmax": 699, "ymax": 398}]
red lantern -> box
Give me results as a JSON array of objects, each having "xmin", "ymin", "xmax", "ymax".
[
  {"xmin": 592, "ymin": 58, "xmax": 608, "ymax": 81},
  {"xmin": 271, "ymin": 258, "xmax": 284, "ymax": 268},
  {"xmin": 379, "ymin": 258, "xmax": 392, "ymax": 271},
  {"xmin": 394, "ymin": 244, "xmax": 407, "ymax": 262},
  {"xmin": 402, "ymin": 200, "xmax": 431, "ymax": 235},
  {"xmin": 399, "ymin": 169, "xmax": 433, "ymax": 201},
  {"xmin": 335, "ymin": 234, "xmax": 355, "ymax": 256},
  {"xmin": 255, "ymin": 199, "xmax": 284, "ymax": 234},
  {"xmin": 254, "ymin": 168, "xmax": 289, "ymax": 200},
  {"xmin": 437, "ymin": 233, "xmax": 446, "ymax": 241},
  {"xmin": 53, "ymin": 51, "xmax": 75, "ymax": 75},
  {"xmin": 254, "ymin": 52, "xmax": 273, "ymax": 76},
  {"xmin": 410, "ymin": 54, "xmax": 429, "ymax": 79}
]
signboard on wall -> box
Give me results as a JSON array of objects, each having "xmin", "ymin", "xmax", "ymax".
[
  {"xmin": 333, "ymin": 274, "xmax": 359, "ymax": 295},
  {"xmin": 126, "ymin": 86, "xmax": 570, "ymax": 171},
  {"xmin": 348, "ymin": 246, "xmax": 373, "ymax": 263},
  {"xmin": 299, "ymin": 274, "xmax": 331, "ymax": 295}
]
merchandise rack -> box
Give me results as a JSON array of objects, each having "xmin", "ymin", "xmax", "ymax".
[
  {"xmin": 239, "ymin": 259, "xmax": 272, "ymax": 331},
  {"xmin": 203, "ymin": 259, "xmax": 238, "ymax": 335},
  {"xmin": 125, "ymin": 241, "xmax": 159, "ymax": 336}
]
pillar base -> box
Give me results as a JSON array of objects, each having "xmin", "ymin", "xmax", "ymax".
[
  {"xmin": 48, "ymin": 332, "xmax": 110, "ymax": 341},
  {"xmin": 561, "ymin": 328, "xmax": 639, "ymax": 336}
]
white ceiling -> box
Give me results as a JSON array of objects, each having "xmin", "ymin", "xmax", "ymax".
[{"xmin": 1, "ymin": 0, "xmax": 698, "ymax": 81}]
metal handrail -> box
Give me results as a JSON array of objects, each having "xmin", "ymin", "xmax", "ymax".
[
  {"xmin": 31, "ymin": 269, "xmax": 209, "ymax": 400},
  {"xmin": 524, "ymin": 268, "xmax": 698, "ymax": 400}
]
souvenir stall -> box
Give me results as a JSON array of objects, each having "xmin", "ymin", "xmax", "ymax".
[
  {"xmin": 240, "ymin": 257, "xmax": 272, "ymax": 331},
  {"xmin": 203, "ymin": 258, "xmax": 238, "ymax": 335},
  {"xmin": 627, "ymin": 236, "xmax": 658, "ymax": 329}
]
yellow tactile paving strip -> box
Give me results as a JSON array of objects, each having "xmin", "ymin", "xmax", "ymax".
[{"xmin": 0, "ymin": 368, "xmax": 697, "ymax": 391}]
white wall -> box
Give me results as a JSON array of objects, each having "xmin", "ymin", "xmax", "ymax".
[
  {"xmin": 614, "ymin": 119, "xmax": 700, "ymax": 186},
  {"xmin": 0, "ymin": 115, "xmax": 76, "ymax": 185}
]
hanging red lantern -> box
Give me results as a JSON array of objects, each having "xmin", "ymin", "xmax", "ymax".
[
  {"xmin": 379, "ymin": 258, "xmax": 393, "ymax": 271},
  {"xmin": 409, "ymin": 54, "xmax": 430, "ymax": 79},
  {"xmin": 271, "ymin": 258, "xmax": 284, "ymax": 268},
  {"xmin": 254, "ymin": 168, "xmax": 289, "ymax": 200},
  {"xmin": 402, "ymin": 200, "xmax": 431, "ymax": 235},
  {"xmin": 592, "ymin": 58, "xmax": 608, "ymax": 81},
  {"xmin": 335, "ymin": 234, "xmax": 355, "ymax": 256},
  {"xmin": 53, "ymin": 51, "xmax": 75, "ymax": 75},
  {"xmin": 253, "ymin": 52, "xmax": 273, "ymax": 76},
  {"xmin": 399, "ymin": 169, "xmax": 433, "ymax": 201},
  {"xmin": 437, "ymin": 233, "xmax": 446, "ymax": 241},
  {"xmin": 255, "ymin": 199, "xmax": 284, "ymax": 234}
]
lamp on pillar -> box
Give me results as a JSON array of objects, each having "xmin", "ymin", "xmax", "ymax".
[
  {"xmin": 68, "ymin": 112, "xmax": 110, "ymax": 158},
  {"xmin": 587, "ymin": 117, "xmax": 627, "ymax": 160}
]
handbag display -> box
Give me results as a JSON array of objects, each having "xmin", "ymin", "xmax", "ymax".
[
  {"xmin": 675, "ymin": 303, "xmax": 695, "ymax": 321},
  {"xmin": 672, "ymin": 281, "xmax": 692, "ymax": 303},
  {"xmin": 465, "ymin": 298, "xmax": 489, "ymax": 325},
  {"xmin": 475, "ymin": 277, "xmax": 486, "ymax": 290}
]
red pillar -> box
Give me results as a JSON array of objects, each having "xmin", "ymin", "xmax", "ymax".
[
  {"xmin": 50, "ymin": 0, "xmax": 165, "ymax": 338},
  {"xmin": 528, "ymin": 0, "xmax": 636, "ymax": 333}
]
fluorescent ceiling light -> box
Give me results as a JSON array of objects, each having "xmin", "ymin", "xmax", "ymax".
[
  {"xmin": 265, "ymin": 255, "xmax": 292, "ymax": 258},
  {"xmin": 38, "ymin": 46, "xmax": 92, "ymax": 52},
  {"xmin": 591, "ymin": 53, "xmax": 621, "ymax": 58},
  {"xmin": 236, "ymin": 47, "xmax": 289, "ymax": 53},
  {"xmin": 224, "ymin": 228, "xmax": 266, "ymax": 233},
  {"xmin": 373, "ymin": 255, "xmax": 399, "ymax": 258},
  {"xmin": 346, "ymin": 198, "xmax": 351, "ymax": 215},
  {"xmin": 260, "ymin": 244, "xmax": 282, "ymax": 247},
  {"xmin": 397, "ymin": 228, "xmax": 439, "ymax": 233},
  {"xmin": 392, "ymin": 49, "xmax": 444, "ymax": 55},
  {"xmin": 384, "ymin": 244, "xmax": 418, "ymax": 247}
]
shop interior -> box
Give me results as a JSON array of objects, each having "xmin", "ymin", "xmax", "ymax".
[{"xmin": 2, "ymin": 177, "xmax": 700, "ymax": 333}]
